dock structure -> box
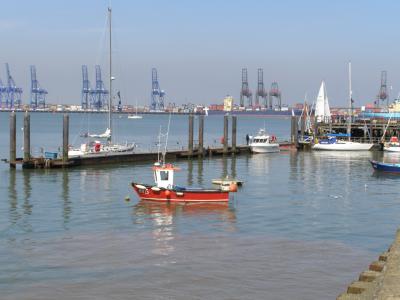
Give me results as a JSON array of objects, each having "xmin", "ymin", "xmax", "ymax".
[
  {"xmin": 294, "ymin": 116, "xmax": 400, "ymax": 150},
  {"xmin": 7, "ymin": 113, "xmax": 295, "ymax": 169},
  {"xmin": 337, "ymin": 229, "xmax": 400, "ymax": 300}
]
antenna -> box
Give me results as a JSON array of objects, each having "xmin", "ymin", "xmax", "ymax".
[
  {"xmin": 157, "ymin": 125, "xmax": 162, "ymax": 163},
  {"xmin": 162, "ymin": 114, "xmax": 172, "ymax": 164}
]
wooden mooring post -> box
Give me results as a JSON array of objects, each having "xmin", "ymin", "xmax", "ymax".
[
  {"xmin": 9, "ymin": 112, "xmax": 16, "ymax": 168},
  {"xmin": 23, "ymin": 111, "xmax": 31, "ymax": 161},
  {"xmin": 231, "ymin": 115, "xmax": 237, "ymax": 153},
  {"xmin": 63, "ymin": 114, "xmax": 69, "ymax": 164},
  {"xmin": 198, "ymin": 115, "xmax": 204, "ymax": 156},
  {"xmin": 223, "ymin": 115, "xmax": 229, "ymax": 154},
  {"xmin": 291, "ymin": 116, "xmax": 296, "ymax": 143},
  {"xmin": 294, "ymin": 116, "xmax": 299, "ymax": 148},
  {"xmin": 188, "ymin": 114, "xmax": 194, "ymax": 156}
]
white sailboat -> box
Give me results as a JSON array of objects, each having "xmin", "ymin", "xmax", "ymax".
[
  {"xmin": 69, "ymin": 7, "xmax": 135, "ymax": 158},
  {"xmin": 128, "ymin": 100, "xmax": 143, "ymax": 119},
  {"xmin": 313, "ymin": 62, "xmax": 373, "ymax": 151},
  {"xmin": 314, "ymin": 81, "xmax": 331, "ymax": 123}
]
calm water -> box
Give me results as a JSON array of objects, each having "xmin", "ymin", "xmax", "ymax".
[{"xmin": 0, "ymin": 112, "xmax": 399, "ymax": 299}]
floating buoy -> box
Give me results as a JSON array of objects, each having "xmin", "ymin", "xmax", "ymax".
[
  {"xmin": 229, "ymin": 182, "xmax": 238, "ymax": 192},
  {"xmin": 165, "ymin": 190, "xmax": 171, "ymax": 197}
]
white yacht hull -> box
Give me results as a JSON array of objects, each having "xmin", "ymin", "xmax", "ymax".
[
  {"xmin": 68, "ymin": 144, "xmax": 135, "ymax": 158},
  {"xmin": 312, "ymin": 142, "xmax": 373, "ymax": 151},
  {"xmin": 250, "ymin": 144, "xmax": 280, "ymax": 153},
  {"xmin": 384, "ymin": 146, "xmax": 400, "ymax": 152}
]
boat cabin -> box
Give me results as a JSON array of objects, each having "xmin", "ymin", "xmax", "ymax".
[{"xmin": 152, "ymin": 162, "xmax": 179, "ymax": 189}]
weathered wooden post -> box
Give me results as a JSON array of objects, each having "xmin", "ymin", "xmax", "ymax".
[
  {"xmin": 291, "ymin": 116, "xmax": 296, "ymax": 143},
  {"xmin": 188, "ymin": 114, "xmax": 194, "ymax": 156},
  {"xmin": 223, "ymin": 115, "xmax": 229, "ymax": 154},
  {"xmin": 9, "ymin": 112, "xmax": 16, "ymax": 168},
  {"xmin": 63, "ymin": 114, "xmax": 69, "ymax": 164},
  {"xmin": 314, "ymin": 116, "xmax": 319, "ymax": 140},
  {"xmin": 23, "ymin": 111, "xmax": 31, "ymax": 161},
  {"xmin": 231, "ymin": 115, "xmax": 237, "ymax": 153},
  {"xmin": 300, "ymin": 113, "xmax": 305, "ymax": 138},
  {"xmin": 198, "ymin": 115, "xmax": 204, "ymax": 156},
  {"xmin": 294, "ymin": 116, "xmax": 299, "ymax": 148}
]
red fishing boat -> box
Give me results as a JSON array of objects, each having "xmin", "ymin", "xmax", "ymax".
[{"xmin": 131, "ymin": 162, "xmax": 236, "ymax": 202}]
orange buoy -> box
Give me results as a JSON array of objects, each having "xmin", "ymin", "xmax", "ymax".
[
  {"xmin": 229, "ymin": 182, "xmax": 238, "ymax": 192},
  {"xmin": 165, "ymin": 190, "xmax": 171, "ymax": 197}
]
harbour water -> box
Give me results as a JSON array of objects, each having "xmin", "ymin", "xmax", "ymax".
[{"xmin": 0, "ymin": 112, "xmax": 399, "ymax": 299}]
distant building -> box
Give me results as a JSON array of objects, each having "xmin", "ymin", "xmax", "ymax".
[{"xmin": 223, "ymin": 95, "xmax": 234, "ymax": 111}]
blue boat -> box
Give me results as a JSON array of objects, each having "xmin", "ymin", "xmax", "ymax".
[{"xmin": 370, "ymin": 160, "xmax": 400, "ymax": 173}]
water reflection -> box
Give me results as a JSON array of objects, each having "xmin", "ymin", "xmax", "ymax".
[
  {"xmin": 222, "ymin": 156, "xmax": 228, "ymax": 178},
  {"xmin": 133, "ymin": 201, "xmax": 236, "ymax": 223},
  {"xmin": 187, "ymin": 159, "xmax": 193, "ymax": 186},
  {"xmin": 22, "ymin": 170, "xmax": 33, "ymax": 216},
  {"xmin": 132, "ymin": 201, "xmax": 237, "ymax": 255},
  {"xmin": 197, "ymin": 159, "xmax": 203, "ymax": 185},
  {"xmin": 8, "ymin": 169, "xmax": 19, "ymax": 225},
  {"xmin": 61, "ymin": 170, "xmax": 71, "ymax": 226},
  {"xmin": 231, "ymin": 155, "xmax": 237, "ymax": 179},
  {"xmin": 382, "ymin": 151, "xmax": 400, "ymax": 163}
]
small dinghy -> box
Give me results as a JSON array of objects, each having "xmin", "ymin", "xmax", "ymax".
[{"xmin": 370, "ymin": 160, "xmax": 400, "ymax": 174}]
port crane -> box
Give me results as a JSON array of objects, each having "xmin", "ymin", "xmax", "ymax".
[
  {"xmin": 30, "ymin": 65, "xmax": 48, "ymax": 109},
  {"xmin": 5, "ymin": 63, "xmax": 23, "ymax": 109},
  {"xmin": 240, "ymin": 68, "xmax": 252, "ymax": 107},
  {"xmin": 150, "ymin": 68, "xmax": 165, "ymax": 110},
  {"xmin": 255, "ymin": 68, "xmax": 268, "ymax": 107}
]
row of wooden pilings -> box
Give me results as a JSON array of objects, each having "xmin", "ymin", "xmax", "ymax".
[
  {"xmin": 9, "ymin": 111, "xmax": 70, "ymax": 168},
  {"xmin": 9, "ymin": 112, "xmax": 239, "ymax": 168},
  {"xmin": 187, "ymin": 114, "xmax": 237, "ymax": 156}
]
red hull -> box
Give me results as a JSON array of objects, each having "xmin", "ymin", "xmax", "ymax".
[{"xmin": 131, "ymin": 183, "xmax": 229, "ymax": 202}]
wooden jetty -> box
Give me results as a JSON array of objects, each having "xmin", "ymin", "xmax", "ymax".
[
  {"xmin": 291, "ymin": 115, "xmax": 399, "ymax": 150},
  {"xmin": 8, "ymin": 112, "xmax": 294, "ymax": 169}
]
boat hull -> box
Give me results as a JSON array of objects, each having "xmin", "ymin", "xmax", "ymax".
[
  {"xmin": 370, "ymin": 160, "xmax": 400, "ymax": 173},
  {"xmin": 312, "ymin": 142, "xmax": 373, "ymax": 151},
  {"xmin": 384, "ymin": 146, "xmax": 400, "ymax": 152},
  {"xmin": 131, "ymin": 183, "xmax": 229, "ymax": 202},
  {"xmin": 250, "ymin": 144, "xmax": 280, "ymax": 153},
  {"xmin": 207, "ymin": 109, "xmax": 301, "ymax": 116}
]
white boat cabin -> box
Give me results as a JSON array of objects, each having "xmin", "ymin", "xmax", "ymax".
[{"xmin": 153, "ymin": 162, "xmax": 179, "ymax": 189}]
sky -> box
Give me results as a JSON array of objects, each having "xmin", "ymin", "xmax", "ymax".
[{"xmin": 1, "ymin": 0, "xmax": 400, "ymax": 107}]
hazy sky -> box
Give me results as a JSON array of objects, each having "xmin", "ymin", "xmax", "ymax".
[{"xmin": 1, "ymin": 0, "xmax": 400, "ymax": 107}]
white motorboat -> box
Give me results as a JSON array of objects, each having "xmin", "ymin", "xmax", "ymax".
[
  {"xmin": 384, "ymin": 136, "xmax": 400, "ymax": 152},
  {"xmin": 249, "ymin": 129, "xmax": 280, "ymax": 153},
  {"xmin": 68, "ymin": 7, "xmax": 135, "ymax": 158}
]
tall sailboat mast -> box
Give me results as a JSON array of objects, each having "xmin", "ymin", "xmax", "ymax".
[
  {"xmin": 108, "ymin": 6, "xmax": 112, "ymax": 143},
  {"xmin": 347, "ymin": 61, "xmax": 352, "ymax": 141}
]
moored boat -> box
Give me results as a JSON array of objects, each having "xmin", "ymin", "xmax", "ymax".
[
  {"xmin": 249, "ymin": 129, "xmax": 280, "ymax": 153},
  {"xmin": 370, "ymin": 160, "xmax": 400, "ymax": 173},
  {"xmin": 131, "ymin": 162, "xmax": 234, "ymax": 202},
  {"xmin": 68, "ymin": 7, "xmax": 135, "ymax": 158},
  {"xmin": 384, "ymin": 136, "xmax": 400, "ymax": 152},
  {"xmin": 312, "ymin": 135, "xmax": 373, "ymax": 151}
]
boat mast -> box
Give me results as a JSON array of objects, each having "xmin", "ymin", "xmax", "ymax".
[
  {"xmin": 347, "ymin": 61, "xmax": 352, "ymax": 141},
  {"xmin": 108, "ymin": 6, "xmax": 112, "ymax": 143}
]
